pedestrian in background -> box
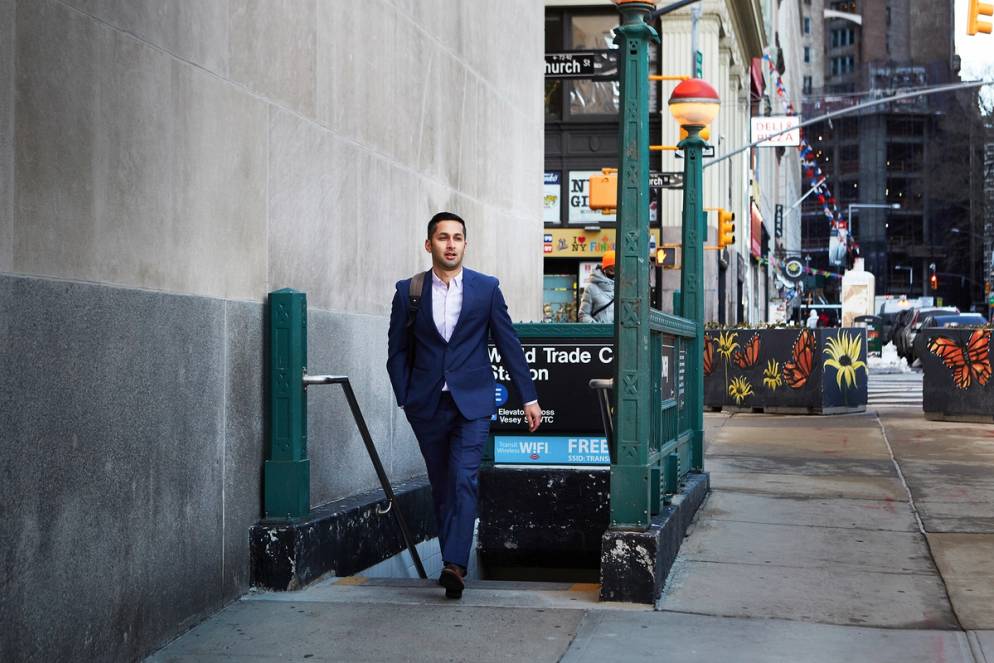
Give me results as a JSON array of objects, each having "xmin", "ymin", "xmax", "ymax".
[
  {"xmin": 386, "ymin": 211, "xmax": 541, "ymax": 600},
  {"xmin": 807, "ymin": 309, "xmax": 819, "ymax": 329},
  {"xmin": 579, "ymin": 251, "xmax": 615, "ymax": 323}
]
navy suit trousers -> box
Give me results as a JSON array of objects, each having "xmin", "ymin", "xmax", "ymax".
[{"xmin": 408, "ymin": 392, "xmax": 490, "ymax": 569}]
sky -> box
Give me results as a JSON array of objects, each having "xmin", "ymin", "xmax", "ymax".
[{"xmin": 954, "ymin": 0, "xmax": 994, "ymax": 111}]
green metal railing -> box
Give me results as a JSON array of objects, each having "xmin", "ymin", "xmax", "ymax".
[
  {"xmin": 264, "ymin": 288, "xmax": 426, "ymax": 579},
  {"xmin": 590, "ymin": 308, "xmax": 698, "ymax": 530}
]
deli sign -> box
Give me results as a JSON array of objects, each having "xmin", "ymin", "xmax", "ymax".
[{"xmin": 750, "ymin": 116, "xmax": 801, "ymax": 147}]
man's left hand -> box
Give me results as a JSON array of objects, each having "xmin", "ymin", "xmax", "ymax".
[{"xmin": 524, "ymin": 402, "xmax": 542, "ymax": 432}]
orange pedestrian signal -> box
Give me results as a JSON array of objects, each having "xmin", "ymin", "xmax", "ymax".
[
  {"xmin": 967, "ymin": 0, "xmax": 994, "ymax": 34},
  {"xmin": 589, "ymin": 168, "xmax": 618, "ymax": 211},
  {"xmin": 717, "ymin": 209, "xmax": 735, "ymax": 248}
]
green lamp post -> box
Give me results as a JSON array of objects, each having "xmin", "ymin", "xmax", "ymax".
[
  {"xmin": 668, "ymin": 78, "xmax": 720, "ymax": 470},
  {"xmin": 608, "ymin": 0, "xmax": 658, "ymax": 529}
]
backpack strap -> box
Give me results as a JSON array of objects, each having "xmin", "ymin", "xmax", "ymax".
[
  {"xmin": 405, "ymin": 271, "xmax": 428, "ymax": 367},
  {"xmin": 591, "ymin": 297, "xmax": 615, "ymax": 319}
]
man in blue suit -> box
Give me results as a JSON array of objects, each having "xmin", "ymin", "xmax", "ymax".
[{"xmin": 387, "ymin": 211, "xmax": 541, "ymax": 599}]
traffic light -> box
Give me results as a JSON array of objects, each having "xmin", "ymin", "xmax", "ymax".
[
  {"xmin": 929, "ymin": 262, "xmax": 939, "ymax": 291},
  {"xmin": 655, "ymin": 246, "xmax": 677, "ymax": 268},
  {"xmin": 589, "ymin": 168, "xmax": 617, "ymax": 211},
  {"xmin": 967, "ymin": 0, "xmax": 993, "ymax": 35},
  {"xmin": 717, "ymin": 209, "xmax": 735, "ymax": 248}
]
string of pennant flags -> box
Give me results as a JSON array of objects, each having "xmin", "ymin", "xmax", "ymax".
[
  {"xmin": 760, "ymin": 52, "xmax": 857, "ymax": 280},
  {"xmin": 754, "ymin": 255, "xmax": 844, "ymax": 280},
  {"xmin": 761, "ymin": 53, "xmax": 846, "ymax": 232}
]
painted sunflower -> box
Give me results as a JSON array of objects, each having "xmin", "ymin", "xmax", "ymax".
[
  {"xmin": 763, "ymin": 359, "xmax": 783, "ymax": 390},
  {"xmin": 823, "ymin": 332, "xmax": 867, "ymax": 389},
  {"xmin": 716, "ymin": 331, "xmax": 739, "ymax": 360},
  {"xmin": 728, "ymin": 376, "xmax": 754, "ymax": 404}
]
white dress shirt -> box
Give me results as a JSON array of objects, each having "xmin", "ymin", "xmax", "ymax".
[{"xmin": 432, "ymin": 270, "xmax": 463, "ymax": 392}]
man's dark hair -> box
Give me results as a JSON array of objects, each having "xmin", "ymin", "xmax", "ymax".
[{"xmin": 427, "ymin": 211, "xmax": 466, "ymax": 239}]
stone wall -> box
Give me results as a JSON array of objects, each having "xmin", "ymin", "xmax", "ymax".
[
  {"xmin": 10, "ymin": 0, "xmax": 544, "ymax": 315},
  {"xmin": 1, "ymin": 0, "xmax": 543, "ymax": 659}
]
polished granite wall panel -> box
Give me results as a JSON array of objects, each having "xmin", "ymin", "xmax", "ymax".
[
  {"xmin": 0, "ymin": 274, "xmax": 227, "ymax": 662},
  {"xmin": 0, "ymin": 0, "xmax": 12, "ymax": 271},
  {"xmin": 222, "ymin": 299, "xmax": 267, "ymax": 600}
]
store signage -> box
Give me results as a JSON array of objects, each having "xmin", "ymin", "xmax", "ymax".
[
  {"xmin": 541, "ymin": 228, "xmax": 662, "ymax": 258},
  {"xmin": 783, "ymin": 257, "xmax": 805, "ymax": 282},
  {"xmin": 568, "ymin": 170, "xmax": 616, "ymax": 224},
  {"xmin": 775, "ymin": 203, "xmax": 784, "ymax": 239},
  {"xmin": 544, "ymin": 171, "xmax": 561, "ymax": 223},
  {"xmin": 493, "ymin": 435, "xmax": 610, "ymax": 465},
  {"xmin": 750, "ymin": 201, "xmax": 763, "ymax": 258},
  {"xmin": 750, "ymin": 115, "xmax": 801, "ymax": 147}
]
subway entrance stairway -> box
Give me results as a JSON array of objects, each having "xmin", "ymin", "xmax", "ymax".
[{"xmin": 150, "ymin": 408, "xmax": 994, "ymax": 662}]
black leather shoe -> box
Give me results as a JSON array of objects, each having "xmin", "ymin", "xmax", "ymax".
[{"xmin": 440, "ymin": 564, "xmax": 465, "ymax": 599}]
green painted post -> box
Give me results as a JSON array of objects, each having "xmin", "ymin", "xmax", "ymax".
[
  {"xmin": 610, "ymin": 1, "xmax": 658, "ymax": 530},
  {"xmin": 679, "ymin": 128, "xmax": 706, "ymax": 471},
  {"xmin": 664, "ymin": 452, "xmax": 679, "ymax": 499},
  {"xmin": 265, "ymin": 288, "xmax": 310, "ymax": 520}
]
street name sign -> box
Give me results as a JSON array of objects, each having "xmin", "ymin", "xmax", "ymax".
[
  {"xmin": 545, "ymin": 50, "xmax": 616, "ymax": 79},
  {"xmin": 649, "ymin": 171, "xmax": 684, "ymax": 189}
]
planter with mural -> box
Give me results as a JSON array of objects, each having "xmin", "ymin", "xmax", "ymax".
[
  {"xmin": 703, "ymin": 327, "xmax": 868, "ymax": 414},
  {"xmin": 921, "ymin": 327, "xmax": 994, "ymax": 423}
]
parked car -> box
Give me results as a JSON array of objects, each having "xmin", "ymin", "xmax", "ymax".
[
  {"xmin": 894, "ymin": 306, "xmax": 959, "ymax": 362},
  {"xmin": 911, "ymin": 312, "xmax": 988, "ymax": 364}
]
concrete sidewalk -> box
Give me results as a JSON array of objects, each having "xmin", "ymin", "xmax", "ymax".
[{"xmin": 149, "ymin": 409, "xmax": 994, "ymax": 662}]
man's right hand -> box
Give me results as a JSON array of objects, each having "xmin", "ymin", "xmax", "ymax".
[{"xmin": 524, "ymin": 402, "xmax": 542, "ymax": 432}]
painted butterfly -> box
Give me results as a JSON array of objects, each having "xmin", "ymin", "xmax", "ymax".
[
  {"xmin": 703, "ymin": 336, "xmax": 715, "ymax": 376},
  {"xmin": 783, "ymin": 329, "xmax": 815, "ymax": 389},
  {"xmin": 732, "ymin": 333, "xmax": 761, "ymax": 369},
  {"xmin": 926, "ymin": 329, "xmax": 992, "ymax": 390}
]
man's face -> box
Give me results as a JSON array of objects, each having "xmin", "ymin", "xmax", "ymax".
[
  {"xmin": 425, "ymin": 220, "xmax": 466, "ymax": 271},
  {"xmin": 603, "ymin": 266, "xmax": 615, "ymax": 279}
]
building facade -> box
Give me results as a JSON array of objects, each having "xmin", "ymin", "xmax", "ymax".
[
  {"xmin": 1, "ymin": 1, "xmax": 543, "ymax": 659},
  {"xmin": 543, "ymin": 0, "xmax": 779, "ymax": 325},
  {"xmin": 800, "ymin": 0, "xmax": 987, "ymax": 313}
]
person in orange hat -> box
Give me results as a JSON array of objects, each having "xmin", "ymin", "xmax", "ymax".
[{"xmin": 579, "ymin": 250, "xmax": 615, "ymax": 323}]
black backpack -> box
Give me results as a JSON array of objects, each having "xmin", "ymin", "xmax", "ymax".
[{"xmin": 405, "ymin": 271, "xmax": 429, "ymax": 368}]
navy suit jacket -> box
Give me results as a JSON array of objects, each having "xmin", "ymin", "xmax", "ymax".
[{"xmin": 387, "ymin": 268, "xmax": 537, "ymax": 422}]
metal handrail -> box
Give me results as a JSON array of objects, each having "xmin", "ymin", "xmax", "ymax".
[
  {"xmin": 302, "ymin": 374, "xmax": 427, "ymax": 579},
  {"xmin": 588, "ymin": 378, "xmax": 616, "ymax": 464}
]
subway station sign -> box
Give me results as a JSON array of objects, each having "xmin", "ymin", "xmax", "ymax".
[
  {"xmin": 489, "ymin": 341, "xmax": 613, "ymax": 435},
  {"xmin": 493, "ymin": 435, "xmax": 610, "ymax": 465},
  {"xmin": 489, "ymin": 334, "xmax": 679, "ymax": 466}
]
